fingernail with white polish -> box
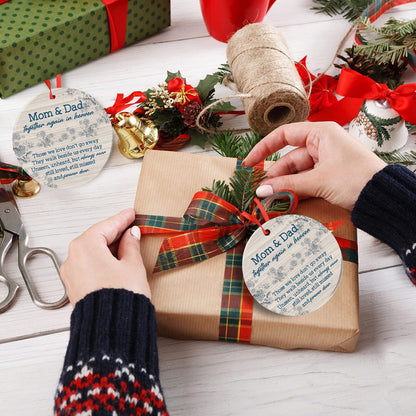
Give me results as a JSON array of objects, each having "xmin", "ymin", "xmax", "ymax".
[
  {"xmin": 130, "ymin": 226, "xmax": 141, "ymax": 240},
  {"xmin": 256, "ymin": 184, "xmax": 274, "ymax": 198}
]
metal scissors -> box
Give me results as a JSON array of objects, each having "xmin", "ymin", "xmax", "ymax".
[{"xmin": 0, "ymin": 185, "xmax": 68, "ymax": 312}]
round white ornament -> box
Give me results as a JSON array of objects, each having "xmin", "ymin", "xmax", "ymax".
[
  {"xmin": 13, "ymin": 88, "xmax": 113, "ymax": 189},
  {"xmin": 242, "ymin": 214, "xmax": 343, "ymax": 316}
]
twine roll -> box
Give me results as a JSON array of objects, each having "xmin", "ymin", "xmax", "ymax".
[{"xmin": 226, "ymin": 23, "xmax": 310, "ymax": 136}]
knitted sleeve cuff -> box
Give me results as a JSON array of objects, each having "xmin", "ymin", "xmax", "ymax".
[
  {"xmin": 351, "ymin": 164, "xmax": 416, "ymax": 258},
  {"xmin": 63, "ymin": 288, "xmax": 159, "ymax": 377}
]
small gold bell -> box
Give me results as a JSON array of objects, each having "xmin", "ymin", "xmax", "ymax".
[
  {"xmin": 112, "ymin": 112, "xmax": 158, "ymax": 159},
  {"xmin": 12, "ymin": 178, "xmax": 41, "ymax": 198}
]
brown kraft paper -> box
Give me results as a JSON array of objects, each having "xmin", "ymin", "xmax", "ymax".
[{"xmin": 134, "ymin": 150, "xmax": 359, "ymax": 352}]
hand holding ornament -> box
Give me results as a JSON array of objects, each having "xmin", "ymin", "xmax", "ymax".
[{"xmin": 243, "ymin": 121, "xmax": 387, "ymax": 211}]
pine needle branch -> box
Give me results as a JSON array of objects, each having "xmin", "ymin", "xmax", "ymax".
[
  {"xmin": 201, "ymin": 179, "xmax": 233, "ymax": 203},
  {"xmin": 311, "ymin": 0, "xmax": 372, "ymax": 22},
  {"xmin": 214, "ymin": 63, "xmax": 232, "ymax": 84},
  {"xmin": 203, "ymin": 168, "xmax": 266, "ymax": 213},
  {"xmin": 233, "ymin": 169, "xmax": 266, "ymax": 213},
  {"xmin": 375, "ymin": 150, "xmax": 416, "ymax": 171},
  {"xmin": 355, "ymin": 17, "xmax": 416, "ymax": 64},
  {"xmin": 211, "ymin": 130, "xmax": 280, "ymax": 161}
]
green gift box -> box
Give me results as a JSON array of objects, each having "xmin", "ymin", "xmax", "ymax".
[{"xmin": 0, "ymin": 0, "xmax": 170, "ymax": 98}]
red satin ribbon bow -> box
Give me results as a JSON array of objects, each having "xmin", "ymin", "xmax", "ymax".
[
  {"xmin": 104, "ymin": 91, "xmax": 147, "ymax": 117},
  {"xmin": 167, "ymin": 78, "xmax": 202, "ymax": 113},
  {"xmin": 309, "ymin": 68, "xmax": 416, "ymax": 125}
]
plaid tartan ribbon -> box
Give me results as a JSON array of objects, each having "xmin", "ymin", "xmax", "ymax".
[
  {"xmin": 356, "ymin": 0, "xmax": 416, "ymax": 69},
  {"xmin": 136, "ymin": 189, "xmax": 297, "ymax": 273}
]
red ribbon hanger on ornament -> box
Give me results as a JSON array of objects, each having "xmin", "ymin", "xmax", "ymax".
[{"xmin": 309, "ymin": 68, "xmax": 416, "ymax": 126}]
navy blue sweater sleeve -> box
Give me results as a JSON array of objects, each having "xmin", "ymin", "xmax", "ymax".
[
  {"xmin": 351, "ymin": 164, "xmax": 416, "ymax": 285},
  {"xmin": 54, "ymin": 289, "xmax": 168, "ymax": 415}
]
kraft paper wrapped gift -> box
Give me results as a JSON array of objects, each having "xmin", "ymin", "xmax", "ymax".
[
  {"xmin": 134, "ymin": 150, "xmax": 360, "ymax": 352},
  {"xmin": 0, "ymin": 0, "xmax": 170, "ymax": 98}
]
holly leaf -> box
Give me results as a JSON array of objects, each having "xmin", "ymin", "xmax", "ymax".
[
  {"xmin": 150, "ymin": 109, "xmax": 175, "ymax": 127},
  {"xmin": 196, "ymin": 74, "xmax": 220, "ymax": 101},
  {"xmin": 143, "ymin": 88, "xmax": 152, "ymax": 98},
  {"xmin": 210, "ymin": 101, "xmax": 237, "ymax": 112},
  {"xmin": 189, "ymin": 129, "xmax": 210, "ymax": 148},
  {"xmin": 165, "ymin": 70, "xmax": 184, "ymax": 83}
]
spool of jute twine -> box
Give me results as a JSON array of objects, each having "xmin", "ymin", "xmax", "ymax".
[{"xmin": 226, "ymin": 23, "xmax": 310, "ymax": 136}]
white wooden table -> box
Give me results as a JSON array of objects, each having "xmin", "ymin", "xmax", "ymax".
[{"xmin": 1, "ymin": 1, "xmax": 416, "ymax": 415}]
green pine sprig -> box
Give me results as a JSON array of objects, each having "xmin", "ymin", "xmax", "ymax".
[
  {"xmin": 375, "ymin": 150, "xmax": 416, "ymax": 168},
  {"xmin": 213, "ymin": 63, "xmax": 232, "ymax": 84},
  {"xmin": 203, "ymin": 168, "xmax": 266, "ymax": 213},
  {"xmin": 211, "ymin": 130, "xmax": 280, "ymax": 161},
  {"xmin": 203, "ymin": 168, "xmax": 289, "ymax": 216},
  {"xmin": 311, "ymin": 0, "xmax": 372, "ymax": 22},
  {"xmin": 355, "ymin": 17, "xmax": 416, "ymax": 65}
]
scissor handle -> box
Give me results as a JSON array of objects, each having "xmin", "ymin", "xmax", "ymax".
[
  {"xmin": 0, "ymin": 231, "xmax": 20, "ymax": 313},
  {"xmin": 0, "ymin": 273, "xmax": 20, "ymax": 313},
  {"xmin": 17, "ymin": 239, "xmax": 68, "ymax": 310}
]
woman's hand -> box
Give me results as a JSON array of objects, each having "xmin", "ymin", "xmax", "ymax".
[
  {"xmin": 243, "ymin": 121, "xmax": 387, "ymax": 211},
  {"xmin": 60, "ymin": 208, "xmax": 150, "ymax": 306}
]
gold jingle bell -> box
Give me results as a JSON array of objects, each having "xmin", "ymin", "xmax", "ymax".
[
  {"xmin": 12, "ymin": 178, "xmax": 41, "ymax": 198},
  {"xmin": 112, "ymin": 112, "xmax": 158, "ymax": 159}
]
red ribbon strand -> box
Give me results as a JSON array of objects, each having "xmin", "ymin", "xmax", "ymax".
[{"xmin": 100, "ymin": 0, "xmax": 129, "ymax": 53}]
